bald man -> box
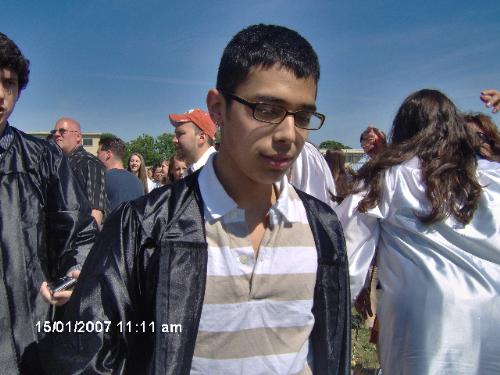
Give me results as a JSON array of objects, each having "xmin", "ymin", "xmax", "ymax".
[{"xmin": 52, "ymin": 117, "xmax": 107, "ymax": 226}]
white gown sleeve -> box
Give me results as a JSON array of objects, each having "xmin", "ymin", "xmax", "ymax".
[{"xmin": 335, "ymin": 193, "xmax": 380, "ymax": 301}]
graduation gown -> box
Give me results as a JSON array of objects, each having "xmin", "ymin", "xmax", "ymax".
[
  {"xmin": 337, "ymin": 157, "xmax": 500, "ymax": 374},
  {"xmin": 0, "ymin": 127, "xmax": 97, "ymax": 374},
  {"xmin": 48, "ymin": 172, "xmax": 352, "ymax": 375}
]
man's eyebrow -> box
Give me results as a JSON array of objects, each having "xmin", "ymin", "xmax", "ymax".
[
  {"xmin": 251, "ymin": 95, "xmax": 317, "ymax": 111},
  {"xmin": 2, "ymin": 77, "xmax": 18, "ymax": 83}
]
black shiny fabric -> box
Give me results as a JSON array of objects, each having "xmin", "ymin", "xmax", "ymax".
[
  {"xmin": 0, "ymin": 127, "xmax": 97, "ymax": 374},
  {"xmin": 49, "ymin": 172, "xmax": 351, "ymax": 375}
]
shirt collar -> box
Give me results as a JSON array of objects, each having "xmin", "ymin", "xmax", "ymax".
[
  {"xmin": 189, "ymin": 146, "xmax": 217, "ymax": 175},
  {"xmin": 0, "ymin": 123, "xmax": 14, "ymax": 153},
  {"xmin": 198, "ymin": 153, "xmax": 302, "ymax": 224}
]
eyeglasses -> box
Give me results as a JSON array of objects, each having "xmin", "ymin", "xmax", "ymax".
[
  {"xmin": 223, "ymin": 93, "xmax": 325, "ymax": 130},
  {"xmin": 50, "ymin": 128, "xmax": 80, "ymax": 136}
]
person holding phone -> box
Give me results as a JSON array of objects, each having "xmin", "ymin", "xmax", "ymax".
[{"xmin": 0, "ymin": 32, "xmax": 97, "ymax": 374}]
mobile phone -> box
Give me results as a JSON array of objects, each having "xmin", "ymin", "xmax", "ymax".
[{"xmin": 48, "ymin": 276, "xmax": 77, "ymax": 293}]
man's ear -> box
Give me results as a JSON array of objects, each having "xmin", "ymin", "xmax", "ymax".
[
  {"xmin": 207, "ymin": 89, "xmax": 225, "ymax": 128},
  {"xmin": 198, "ymin": 131, "xmax": 208, "ymax": 145}
]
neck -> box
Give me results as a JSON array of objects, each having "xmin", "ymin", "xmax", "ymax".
[
  {"xmin": 193, "ymin": 144, "xmax": 211, "ymax": 164},
  {"xmin": 65, "ymin": 144, "xmax": 80, "ymax": 155},
  {"xmin": 107, "ymin": 160, "xmax": 124, "ymax": 170},
  {"xmin": 0, "ymin": 122, "xmax": 6, "ymax": 136},
  {"xmin": 213, "ymin": 152, "xmax": 276, "ymax": 211}
]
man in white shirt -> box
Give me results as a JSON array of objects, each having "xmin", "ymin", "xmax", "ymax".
[{"xmin": 169, "ymin": 108, "xmax": 217, "ymax": 176}]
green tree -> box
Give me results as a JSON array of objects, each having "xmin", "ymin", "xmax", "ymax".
[
  {"xmin": 319, "ymin": 140, "xmax": 351, "ymax": 150},
  {"xmin": 125, "ymin": 133, "xmax": 176, "ymax": 167},
  {"xmin": 155, "ymin": 133, "xmax": 176, "ymax": 162},
  {"xmin": 126, "ymin": 134, "xmax": 158, "ymax": 166}
]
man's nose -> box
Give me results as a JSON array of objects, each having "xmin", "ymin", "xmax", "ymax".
[{"xmin": 272, "ymin": 114, "xmax": 297, "ymax": 143}]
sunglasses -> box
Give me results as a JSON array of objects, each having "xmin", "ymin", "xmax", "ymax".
[{"xmin": 50, "ymin": 128, "xmax": 80, "ymax": 136}]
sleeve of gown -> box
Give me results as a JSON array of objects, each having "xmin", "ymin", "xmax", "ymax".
[
  {"xmin": 44, "ymin": 144, "xmax": 98, "ymax": 276},
  {"xmin": 335, "ymin": 169, "xmax": 397, "ymax": 301},
  {"xmin": 47, "ymin": 202, "xmax": 145, "ymax": 374},
  {"xmin": 335, "ymin": 192, "xmax": 382, "ymax": 302}
]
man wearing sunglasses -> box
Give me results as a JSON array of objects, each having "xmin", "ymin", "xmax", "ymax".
[
  {"xmin": 0, "ymin": 32, "xmax": 97, "ymax": 374},
  {"xmin": 52, "ymin": 24, "xmax": 350, "ymax": 375},
  {"xmin": 52, "ymin": 117, "xmax": 107, "ymax": 227}
]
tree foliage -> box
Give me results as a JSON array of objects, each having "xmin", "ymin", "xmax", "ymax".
[
  {"xmin": 125, "ymin": 133, "xmax": 176, "ymax": 166},
  {"xmin": 319, "ymin": 140, "xmax": 351, "ymax": 150}
]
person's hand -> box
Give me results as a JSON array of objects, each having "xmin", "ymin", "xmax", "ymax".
[
  {"xmin": 480, "ymin": 89, "xmax": 500, "ymax": 113},
  {"xmin": 39, "ymin": 269, "xmax": 80, "ymax": 306},
  {"xmin": 354, "ymin": 287, "xmax": 373, "ymax": 320}
]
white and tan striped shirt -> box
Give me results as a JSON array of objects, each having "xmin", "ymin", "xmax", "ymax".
[{"xmin": 191, "ymin": 154, "xmax": 318, "ymax": 375}]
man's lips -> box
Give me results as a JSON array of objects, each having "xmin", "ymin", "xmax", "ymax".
[{"xmin": 261, "ymin": 154, "xmax": 293, "ymax": 169}]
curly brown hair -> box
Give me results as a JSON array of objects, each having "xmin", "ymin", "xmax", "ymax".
[
  {"xmin": 463, "ymin": 112, "xmax": 500, "ymax": 162},
  {"xmin": 356, "ymin": 89, "xmax": 482, "ymax": 225}
]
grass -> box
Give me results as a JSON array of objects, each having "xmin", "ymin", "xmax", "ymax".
[{"xmin": 351, "ymin": 309, "xmax": 380, "ymax": 372}]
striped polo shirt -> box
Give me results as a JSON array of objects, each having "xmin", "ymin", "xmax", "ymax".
[{"xmin": 191, "ymin": 154, "xmax": 318, "ymax": 375}]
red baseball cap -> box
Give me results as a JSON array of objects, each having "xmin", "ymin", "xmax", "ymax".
[{"xmin": 169, "ymin": 109, "xmax": 216, "ymax": 140}]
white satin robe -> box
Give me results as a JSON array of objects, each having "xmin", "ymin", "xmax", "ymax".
[
  {"xmin": 290, "ymin": 141, "xmax": 337, "ymax": 209},
  {"xmin": 336, "ymin": 157, "xmax": 500, "ymax": 375}
]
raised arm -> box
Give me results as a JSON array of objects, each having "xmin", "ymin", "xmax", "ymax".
[{"xmin": 480, "ymin": 89, "xmax": 500, "ymax": 113}]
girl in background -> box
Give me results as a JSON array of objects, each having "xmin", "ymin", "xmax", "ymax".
[{"xmin": 337, "ymin": 89, "xmax": 500, "ymax": 374}]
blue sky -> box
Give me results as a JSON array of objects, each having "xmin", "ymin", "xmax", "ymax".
[{"xmin": 4, "ymin": 0, "xmax": 500, "ymax": 148}]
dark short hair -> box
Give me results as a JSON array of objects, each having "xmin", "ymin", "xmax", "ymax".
[
  {"xmin": 99, "ymin": 137, "xmax": 126, "ymax": 159},
  {"xmin": 216, "ymin": 24, "xmax": 320, "ymax": 95},
  {"xmin": 0, "ymin": 32, "xmax": 30, "ymax": 92},
  {"xmin": 152, "ymin": 163, "xmax": 162, "ymax": 173}
]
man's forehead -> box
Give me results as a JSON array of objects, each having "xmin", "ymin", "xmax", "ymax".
[
  {"xmin": 237, "ymin": 65, "xmax": 317, "ymax": 106},
  {"xmin": 55, "ymin": 119, "xmax": 79, "ymax": 131},
  {"xmin": 175, "ymin": 122, "xmax": 197, "ymax": 131}
]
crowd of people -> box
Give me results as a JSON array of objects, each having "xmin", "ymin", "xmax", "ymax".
[{"xmin": 0, "ymin": 22, "xmax": 499, "ymax": 375}]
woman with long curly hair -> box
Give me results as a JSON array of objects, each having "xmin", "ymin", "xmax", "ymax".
[
  {"xmin": 127, "ymin": 152, "xmax": 150, "ymax": 194},
  {"xmin": 337, "ymin": 89, "xmax": 500, "ymax": 374}
]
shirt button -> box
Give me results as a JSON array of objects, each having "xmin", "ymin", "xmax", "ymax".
[{"xmin": 239, "ymin": 255, "xmax": 248, "ymax": 264}]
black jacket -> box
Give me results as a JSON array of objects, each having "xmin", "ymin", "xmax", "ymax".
[
  {"xmin": 51, "ymin": 172, "xmax": 351, "ymax": 375},
  {"xmin": 0, "ymin": 127, "xmax": 97, "ymax": 374}
]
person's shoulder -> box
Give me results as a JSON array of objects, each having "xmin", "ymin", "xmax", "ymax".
[
  {"xmin": 132, "ymin": 172, "xmax": 200, "ymax": 217},
  {"xmin": 295, "ymin": 186, "xmax": 338, "ymax": 217},
  {"xmin": 121, "ymin": 169, "xmax": 146, "ymax": 188},
  {"xmin": 125, "ymin": 172, "xmax": 202, "ymax": 239},
  {"xmin": 477, "ymin": 158, "xmax": 500, "ymax": 172},
  {"xmin": 11, "ymin": 126, "xmax": 49, "ymax": 149},
  {"xmin": 75, "ymin": 147, "xmax": 105, "ymax": 171},
  {"xmin": 10, "ymin": 126, "xmax": 64, "ymax": 161},
  {"xmin": 477, "ymin": 158, "xmax": 500, "ymax": 188}
]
